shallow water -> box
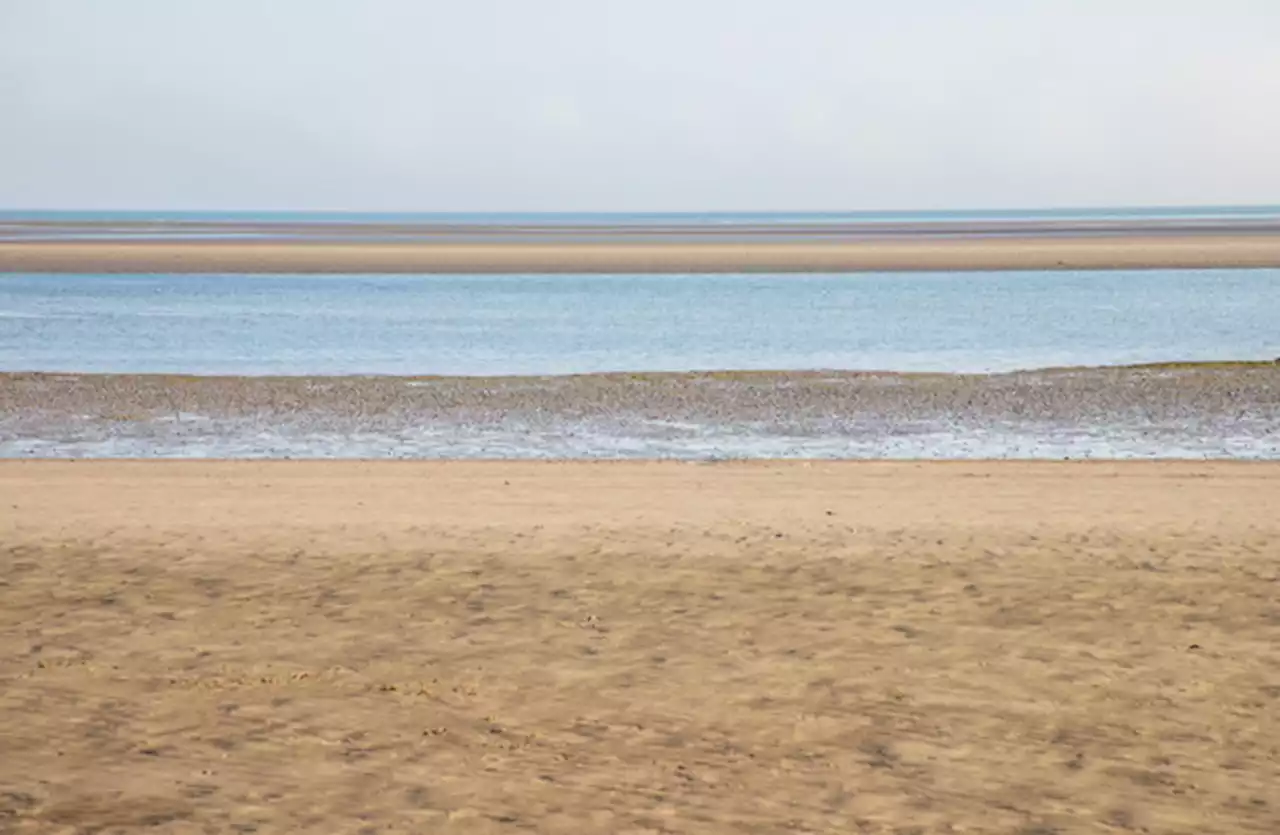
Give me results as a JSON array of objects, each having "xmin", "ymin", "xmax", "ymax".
[
  {"xmin": 8, "ymin": 418, "xmax": 1276, "ymax": 460},
  {"xmin": 1, "ymin": 270, "xmax": 1278, "ymax": 375}
]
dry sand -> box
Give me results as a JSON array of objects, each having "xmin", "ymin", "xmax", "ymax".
[
  {"xmin": 2, "ymin": 461, "xmax": 1279, "ymax": 833},
  {"xmin": 6, "ymin": 234, "xmax": 1280, "ymax": 273}
]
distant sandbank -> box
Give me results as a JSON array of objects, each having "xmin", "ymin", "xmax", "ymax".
[{"xmin": 6, "ymin": 234, "xmax": 1280, "ymax": 273}]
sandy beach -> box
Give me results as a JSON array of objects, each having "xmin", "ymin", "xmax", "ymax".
[
  {"xmin": 2, "ymin": 461, "xmax": 1278, "ymax": 833},
  {"xmin": 5, "ymin": 232, "xmax": 1280, "ymax": 273}
]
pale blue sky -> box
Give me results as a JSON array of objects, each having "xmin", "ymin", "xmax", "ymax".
[{"xmin": 2, "ymin": 1, "xmax": 1278, "ymax": 211}]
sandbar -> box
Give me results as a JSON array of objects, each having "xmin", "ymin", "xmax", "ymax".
[{"xmin": 6, "ymin": 234, "xmax": 1280, "ymax": 273}]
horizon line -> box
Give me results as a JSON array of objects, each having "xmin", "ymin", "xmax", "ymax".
[{"xmin": 4, "ymin": 202, "xmax": 1280, "ymax": 218}]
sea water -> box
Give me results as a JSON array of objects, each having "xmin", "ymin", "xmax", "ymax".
[{"xmin": 1, "ymin": 270, "xmax": 1277, "ymax": 375}]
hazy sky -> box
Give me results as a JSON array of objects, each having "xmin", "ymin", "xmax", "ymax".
[{"xmin": 3, "ymin": 1, "xmax": 1278, "ymax": 212}]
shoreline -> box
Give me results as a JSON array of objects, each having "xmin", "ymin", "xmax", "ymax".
[
  {"xmin": 5, "ymin": 365, "xmax": 1277, "ymax": 460},
  {"xmin": 6, "ymin": 233, "xmax": 1280, "ymax": 272},
  {"xmin": 4, "ymin": 358, "xmax": 1278, "ymax": 379}
]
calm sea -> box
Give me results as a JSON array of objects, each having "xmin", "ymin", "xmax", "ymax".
[
  {"xmin": 6, "ymin": 205, "xmax": 1280, "ymax": 227},
  {"xmin": 1, "ymin": 270, "xmax": 1277, "ymax": 375}
]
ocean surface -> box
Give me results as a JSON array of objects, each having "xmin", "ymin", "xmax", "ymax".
[
  {"xmin": 7, "ymin": 205, "xmax": 1280, "ymax": 227},
  {"xmin": 1, "ymin": 270, "xmax": 1278, "ymax": 376}
]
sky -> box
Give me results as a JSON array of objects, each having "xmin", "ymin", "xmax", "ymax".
[{"xmin": 2, "ymin": 1, "xmax": 1279, "ymax": 212}]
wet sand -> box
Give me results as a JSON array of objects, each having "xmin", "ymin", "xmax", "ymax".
[
  {"xmin": 2, "ymin": 461, "xmax": 1279, "ymax": 833},
  {"xmin": 6, "ymin": 234, "xmax": 1280, "ymax": 273},
  {"xmin": 4, "ymin": 365, "xmax": 1278, "ymax": 459}
]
